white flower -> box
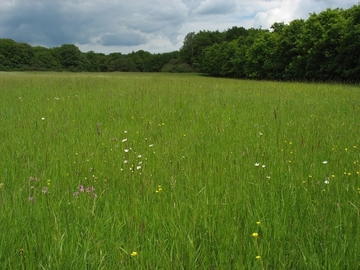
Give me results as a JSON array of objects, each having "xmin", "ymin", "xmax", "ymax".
[
  {"xmin": 41, "ymin": 117, "xmax": 45, "ymax": 120},
  {"xmin": 136, "ymin": 166, "xmax": 142, "ymax": 170},
  {"xmin": 138, "ymin": 155, "xmax": 142, "ymax": 158},
  {"xmin": 262, "ymin": 165, "xmax": 266, "ymax": 168},
  {"xmin": 124, "ymin": 160, "xmax": 128, "ymax": 163},
  {"xmin": 122, "ymin": 138, "xmax": 127, "ymax": 142},
  {"xmin": 124, "ymin": 149, "xmax": 129, "ymax": 153},
  {"xmin": 324, "ymin": 179, "xmax": 330, "ymax": 184},
  {"xmin": 259, "ymin": 132, "xmax": 263, "ymax": 136},
  {"xmin": 322, "ymin": 161, "xmax": 328, "ymax": 164},
  {"xmin": 254, "ymin": 163, "xmax": 260, "ymax": 167},
  {"xmin": 149, "ymin": 144, "xmax": 154, "ymax": 147}
]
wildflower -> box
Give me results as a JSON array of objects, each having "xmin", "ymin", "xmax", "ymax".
[
  {"xmin": 254, "ymin": 163, "xmax": 260, "ymax": 167},
  {"xmin": 324, "ymin": 179, "xmax": 330, "ymax": 185},
  {"xmin": 42, "ymin": 187, "xmax": 48, "ymax": 193},
  {"xmin": 28, "ymin": 196, "xmax": 34, "ymax": 202},
  {"xmin": 256, "ymin": 221, "xmax": 261, "ymax": 225},
  {"xmin": 47, "ymin": 179, "xmax": 51, "ymax": 186},
  {"xmin": 130, "ymin": 251, "xmax": 137, "ymax": 257},
  {"xmin": 86, "ymin": 186, "xmax": 95, "ymax": 193},
  {"xmin": 252, "ymin": 232, "xmax": 259, "ymax": 237},
  {"xmin": 149, "ymin": 144, "xmax": 154, "ymax": 147},
  {"xmin": 124, "ymin": 149, "xmax": 129, "ymax": 153},
  {"xmin": 256, "ymin": 255, "xmax": 261, "ymax": 260},
  {"xmin": 262, "ymin": 165, "xmax": 266, "ymax": 168},
  {"xmin": 137, "ymin": 155, "xmax": 142, "ymax": 158},
  {"xmin": 41, "ymin": 117, "xmax": 45, "ymax": 120},
  {"xmin": 0, "ymin": 183, "xmax": 3, "ymax": 188},
  {"xmin": 122, "ymin": 138, "xmax": 127, "ymax": 142},
  {"xmin": 156, "ymin": 185, "xmax": 163, "ymax": 193},
  {"xmin": 259, "ymin": 132, "xmax": 263, "ymax": 136},
  {"xmin": 136, "ymin": 166, "xmax": 142, "ymax": 170},
  {"xmin": 73, "ymin": 191, "xmax": 79, "ymax": 197},
  {"xmin": 322, "ymin": 161, "xmax": 328, "ymax": 164},
  {"xmin": 79, "ymin": 185, "xmax": 84, "ymax": 192}
]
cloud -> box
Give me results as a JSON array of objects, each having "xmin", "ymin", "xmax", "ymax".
[{"xmin": 193, "ymin": 0, "xmax": 238, "ymax": 15}]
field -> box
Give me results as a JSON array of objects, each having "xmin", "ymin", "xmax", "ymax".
[{"xmin": 0, "ymin": 72, "xmax": 359, "ymax": 269}]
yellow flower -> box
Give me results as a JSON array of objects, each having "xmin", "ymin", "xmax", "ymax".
[
  {"xmin": 0, "ymin": 183, "xmax": 3, "ymax": 188},
  {"xmin": 130, "ymin": 251, "xmax": 138, "ymax": 257},
  {"xmin": 256, "ymin": 221, "xmax": 261, "ymax": 225},
  {"xmin": 252, "ymin": 232, "xmax": 259, "ymax": 237},
  {"xmin": 256, "ymin": 255, "xmax": 261, "ymax": 260}
]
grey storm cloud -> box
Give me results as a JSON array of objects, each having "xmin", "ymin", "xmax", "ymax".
[{"xmin": 0, "ymin": 0, "xmax": 358, "ymax": 54}]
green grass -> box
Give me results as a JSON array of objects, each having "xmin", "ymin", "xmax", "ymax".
[{"xmin": 0, "ymin": 72, "xmax": 359, "ymax": 269}]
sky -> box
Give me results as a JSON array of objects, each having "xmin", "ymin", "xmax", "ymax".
[{"xmin": 0, "ymin": 0, "xmax": 358, "ymax": 55}]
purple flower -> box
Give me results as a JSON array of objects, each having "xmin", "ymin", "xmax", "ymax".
[
  {"xmin": 73, "ymin": 191, "xmax": 79, "ymax": 197},
  {"xmin": 79, "ymin": 185, "xmax": 84, "ymax": 192}
]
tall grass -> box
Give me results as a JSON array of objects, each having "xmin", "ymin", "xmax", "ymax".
[{"xmin": 0, "ymin": 72, "xmax": 359, "ymax": 269}]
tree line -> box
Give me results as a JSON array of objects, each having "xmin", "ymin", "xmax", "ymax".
[
  {"xmin": 0, "ymin": 39, "xmax": 193, "ymax": 73},
  {"xmin": 1, "ymin": 4, "xmax": 359, "ymax": 82},
  {"xmin": 179, "ymin": 4, "xmax": 360, "ymax": 82}
]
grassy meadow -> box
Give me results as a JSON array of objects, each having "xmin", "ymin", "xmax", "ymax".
[{"xmin": 0, "ymin": 72, "xmax": 359, "ymax": 269}]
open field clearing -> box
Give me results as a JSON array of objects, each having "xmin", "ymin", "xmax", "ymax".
[{"xmin": 0, "ymin": 72, "xmax": 359, "ymax": 269}]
